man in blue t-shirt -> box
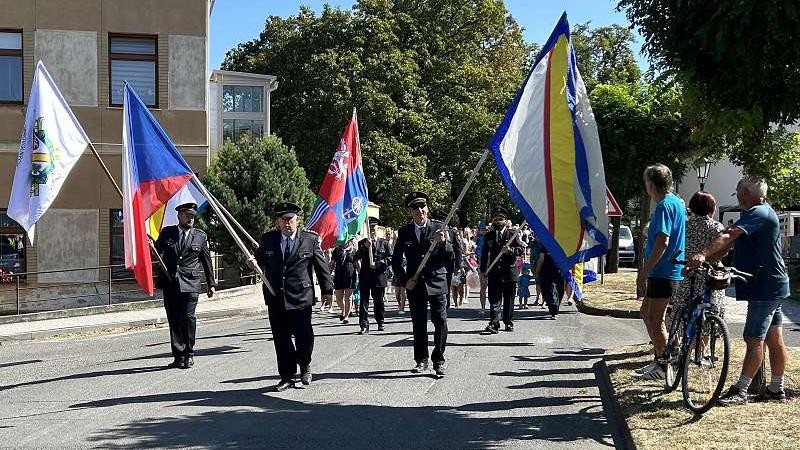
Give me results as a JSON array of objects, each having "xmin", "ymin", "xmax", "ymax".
[
  {"xmin": 636, "ymin": 164, "xmax": 686, "ymax": 381},
  {"xmin": 689, "ymin": 176, "xmax": 790, "ymax": 405}
]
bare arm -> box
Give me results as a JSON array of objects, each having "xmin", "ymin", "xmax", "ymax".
[{"xmin": 641, "ymin": 233, "xmax": 668, "ymax": 275}]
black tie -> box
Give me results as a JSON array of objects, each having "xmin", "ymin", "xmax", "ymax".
[
  {"xmin": 284, "ymin": 238, "xmax": 291, "ymax": 260},
  {"xmin": 179, "ymin": 230, "xmax": 187, "ymax": 252}
]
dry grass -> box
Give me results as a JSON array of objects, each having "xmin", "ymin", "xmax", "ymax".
[
  {"xmin": 583, "ymin": 271, "xmax": 641, "ymax": 313},
  {"xmin": 606, "ymin": 342, "xmax": 800, "ymax": 450}
]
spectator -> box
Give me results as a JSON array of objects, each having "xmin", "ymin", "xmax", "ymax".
[
  {"xmin": 636, "ymin": 164, "xmax": 686, "ymax": 380},
  {"xmin": 667, "ymin": 191, "xmax": 725, "ymax": 332},
  {"xmin": 688, "ymin": 176, "xmax": 790, "ymax": 405}
]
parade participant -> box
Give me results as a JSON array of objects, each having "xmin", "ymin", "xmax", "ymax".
[
  {"xmin": 331, "ymin": 240, "xmax": 357, "ymax": 324},
  {"xmin": 534, "ymin": 240, "xmax": 564, "ymax": 318},
  {"xmin": 355, "ymin": 217, "xmax": 392, "ymax": 333},
  {"xmin": 475, "ymin": 222, "xmax": 489, "ymax": 313},
  {"xmin": 432, "ymin": 212, "xmax": 462, "ymax": 309},
  {"xmin": 460, "ymin": 227, "xmax": 477, "ymax": 304},
  {"xmin": 480, "ymin": 207, "xmax": 524, "ymax": 333},
  {"xmin": 248, "ymin": 202, "xmax": 334, "ymax": 391},
  {"xmin": 155, "ymin": 202, "xmax": 216, "ymax": 369},
  {"xmin": 392, "ymin": 191, "xmax": 453, "ymax": 377}
]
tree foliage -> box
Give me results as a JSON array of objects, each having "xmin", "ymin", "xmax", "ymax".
[
  {"xmin": 571, "ymin": 23, "xmax": 641, "ymax": 93},
  {"xmin": 201, "ymin": 136, "xmax": 314, "ymax": 265},
  {"xmin": 222, "ymin": 0, "xmax": 531, "ymax": 227}
]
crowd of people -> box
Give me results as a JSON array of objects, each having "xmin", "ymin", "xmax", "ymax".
[{"xmin": 636, "ymin": 164, "xmax": 790, "ymax": 406}]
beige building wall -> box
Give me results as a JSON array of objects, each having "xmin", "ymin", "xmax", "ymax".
[{"xmin": 0, "ymin": 0, "xmax": 210, "ymax": 285}]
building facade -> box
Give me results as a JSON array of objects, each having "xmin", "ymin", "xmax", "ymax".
[{"xmin": 0, "ymin": 0, "xmax": 212, "ymax": 291}]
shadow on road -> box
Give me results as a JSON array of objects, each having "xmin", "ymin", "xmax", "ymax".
[{"xmin": 70, "ymin": 386, "xmax": 616, "ymax": 449}]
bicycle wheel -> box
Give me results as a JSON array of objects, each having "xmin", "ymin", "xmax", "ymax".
[
  {"xmin": 681, "ymin": 314, "xmax": 730, "ymax": 414},
  {"xmin": 663, "ymin": 313, "xmax": 686, "ymax": 393}
]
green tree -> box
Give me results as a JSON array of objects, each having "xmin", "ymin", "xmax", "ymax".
[
  {"xmin": 222, "ymin": 0, "xmax": 531, "ymax": 227},
  {"xmin": 571, "ymin": 23, "xmax": 641, "ymax": 93},
  {"xmin": 201, "ymin": 135, "xmax": 315, "ymax": 265}
]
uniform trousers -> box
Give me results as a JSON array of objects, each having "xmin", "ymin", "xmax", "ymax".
[
  {"xmin": 539, "ymin": 269, "xmax": 565, "ymax": 316},
  {"xmin": 163, "ymin": 286, "xmax": 199, "ymax": 359},
  {"xmin": 267, "ymin": 303, "xmax": 314, "ymax": 382},
  {"xmin": 358, "ymin": 286, "xmax": 386, "ymax": 329},
  {"xmin": 408, "ymin": 289, "xmax": 448, "ymax": 364},
  {"xmin": 487, "ymin": 279, "xmax": 516, "ymax": 327}
]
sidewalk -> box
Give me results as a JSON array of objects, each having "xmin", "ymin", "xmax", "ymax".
[{"xmin": 0, "ymin": 285, "xmax": 265, "ymax": 343}]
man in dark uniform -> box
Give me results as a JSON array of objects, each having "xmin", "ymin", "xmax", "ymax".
[
  {"xmin": 355, "ymin": 217, "xmax": 391, "ymax": 334},
  {"xmin": 391, "ymin": 192, "xmax": 453, "ymax": 377},
  {"xmin": 248, "ymin": 202, "xmax": 334, "ymax": 391},
  {"xmin": 480, "ymin": 207, "xmax": 524, "ymax": 333},
  {"xmin": 154, "ymin": 202, "xmax": 217, "ymax": 369}
]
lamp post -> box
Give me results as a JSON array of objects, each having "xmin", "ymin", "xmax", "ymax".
[{"xmin": 696, "ymin": 157, "xmax": 712, "ymax": 191}]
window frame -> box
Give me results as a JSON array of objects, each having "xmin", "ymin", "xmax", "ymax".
[
  {"xmin": 0, "ymin": 208, "xmax": 27, "ymax": 280},
  {"xmin": 0, "ymin": 28, "xmax": 23, "ymax": 105},
  {"xmin": 108, "ymin": 33, "xmax": 158, "ymax": 108},
  {"xmin": 108, "ymin": 209, "xmax": 130, "ymax": 280}
]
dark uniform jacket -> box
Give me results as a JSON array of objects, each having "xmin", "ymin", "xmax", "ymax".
[
  {"xmin": 355, "ymin": 237, "xmax": 392, "ymax": 288},
  {"xmin": 480, "ymin": 227, "xmax": 525, "ymax": 283},
  {"xmin": 443, "ymin": 227, "xmax": 463, "ymax": 274},
  {"xmin": 155, "ymin": 225, "xmax": 217, "ymax": 293},
  {"xmin": 254, "ymin": 229, "xmax": 334, "ymax": 310},
  {"xmin": 391, "ymin": 220, "xmax": 454, "ymax": 296}
]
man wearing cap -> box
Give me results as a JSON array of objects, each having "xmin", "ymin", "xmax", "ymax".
[
  {"xmin": 480, "ymin": 207, "xmax": 524, "ymax": 333},
  {"xmin": 354, "ymin": 217, "xmax": 392, "ymax": 333},
  {"xmin": 248, "ymin": 202, "xmax": 334, "ymax": 391},
  {"xmin": 155, "ymin": 202, "xmax": 217, "ymax": 369},
  {"xmin": 391, "ymin": 191, "xmax": 453, "ymax": 377}
]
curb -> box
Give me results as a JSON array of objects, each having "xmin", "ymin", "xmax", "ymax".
[
  {"xmin": 594, "ymin": 359, "xmax": 637, "ymax": 450},
  {"xmin": 0, "ymin": 303, "xmax": 266, "ymax": 343},
  {"xmin": 0, "ymin": 285, "xmax": 258, "ymax": 325},
  {"xmin": 577, "ymin": 299, "xmax": 641, "ymax": 319}
]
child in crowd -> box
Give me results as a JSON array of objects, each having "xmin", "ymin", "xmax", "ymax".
[{"xmin": 517, "ymin": 263, "xmax": 535, "ymax": 309}]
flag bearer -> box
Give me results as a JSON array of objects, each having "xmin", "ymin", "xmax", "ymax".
[
  {"xmin": 355, "ymin": 217, "xmax": 392, "ymax": 333},
  {"xmin": 480, "ymin": 207, "xmax": 524, "ymax": 333},
  {"xmin": 155, "ymin": 202, "xmax": 217, "ymax": 369}
]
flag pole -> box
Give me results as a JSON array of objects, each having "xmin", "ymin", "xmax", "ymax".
[
  {"xmin": 190, "ymin": 174, "xmax": 276, "ymax": 296},
  {"xmin": 485, "ymin": 220, "xmax": 528, "ymax": 272},
  {"xmin": 198, "ymin": 184, "xmax": 259, "ymax": 248},
  {"xmin": 86, "ymin": 141, "xmax": 172, "ymax": 282},
  {"xmin": 409, "ymin": 148, "xmax": 490, "ymax": 283}
]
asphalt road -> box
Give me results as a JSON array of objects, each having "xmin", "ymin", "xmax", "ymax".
[{"xmin": 0, "ymin": 295, "xmax": 648, "ymax": 449}]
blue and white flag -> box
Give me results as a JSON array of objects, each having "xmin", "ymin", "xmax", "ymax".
[
  {"xmin": 488, "ymin": 13, "xmax": 609, "ymax": 299},
  {"xmin": 8, "ymin": 61, "xmax": 91, "ymax": 244}
]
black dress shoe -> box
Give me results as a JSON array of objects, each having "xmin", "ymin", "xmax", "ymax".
[
  {"xmin": 377, "ymin": 324, "xmax": 385, "ymax": 331},
  {"xmin": 411, "ymin": 360, "xmax": 429, "ymax": 373},
  {"xmin": 358, "ymin": 328, "xmax": 369, "ymax": 335},
  {"xmin": 185, "ymin": 356, "xmax": 194, "ymax": 368},
  {"xmin": 275, "ymin": 380, "xmax": 294, "ymax": 392},
  {"xmin": 484, "ymin": 325, "xmax": 499, "ymax": 334},
  {"xmin": 433, "ymin": 362, "xmax": 446, "ymax": 377},
  {"xmin": 178, "ymin": 357, "xmax": 189, "ymax": 369},
  {"xmin": 300, "ymin": 370, "xmax": 312, "ymax": 386},
  {"xmin": 166, "ymin": 358, "xmax": 182, "ymax": 369},
  {"xmin": 505, "ymin": 324, "xmax": 514, "ymax": 332}
]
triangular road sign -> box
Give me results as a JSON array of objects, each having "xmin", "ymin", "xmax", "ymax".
[{"xmin": 606, "ymin": 188, "xmax": 623, "ymax": 217}]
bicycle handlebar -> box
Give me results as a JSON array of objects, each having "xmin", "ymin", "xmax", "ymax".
[{"xmin": 671, "ymin": 258, "xmax": 753, "ymax": 280}]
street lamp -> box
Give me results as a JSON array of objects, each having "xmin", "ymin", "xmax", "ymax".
[{"xmin": 696, "ymin": 157, "xmax": 712, "ymax": 191}]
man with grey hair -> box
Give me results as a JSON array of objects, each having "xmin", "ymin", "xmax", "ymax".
[
  {"xmin": 636, "ymin": 163, "xmax": 686, "ymax": 380},
  {"xmin": 689, "ymin": 175, "xmax": 790, "ymax": 405}
]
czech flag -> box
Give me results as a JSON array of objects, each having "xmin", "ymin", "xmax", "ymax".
[
  {"xmin": 307, "ymin": 109, "xmax": 369, "ymax": 250},
  {"xmin": 122, "ymin": 84, "xmax": 193, "ymax": 295},
  {"xmin": 489, "ymin": 13, "xmax": 609, "ymax": 299}
]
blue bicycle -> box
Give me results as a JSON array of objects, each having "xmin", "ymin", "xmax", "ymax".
[{"xmin": 661, "ymin": 260, "xmax": 751, "ymax": 414}]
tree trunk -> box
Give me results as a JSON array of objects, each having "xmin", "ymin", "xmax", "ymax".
[{"xmin": 606, "ymin": 215, "xmax": 621, "ymax": 273}]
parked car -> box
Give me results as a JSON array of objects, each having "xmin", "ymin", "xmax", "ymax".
[{"xmin": 617, "ymin": 225, "xmax": 635, "ymax": 266}]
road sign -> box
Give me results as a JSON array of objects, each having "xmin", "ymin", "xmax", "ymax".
[{"xmin": 606, "ymin": 188, "xmax": 623, "ymax": 217}]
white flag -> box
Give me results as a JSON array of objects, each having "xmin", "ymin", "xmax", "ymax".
[{"xmin": 7, "ymin": 61, "xmax": 91, "ymax": 244}]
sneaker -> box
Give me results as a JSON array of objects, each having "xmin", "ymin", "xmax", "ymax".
[
  {"xmin": 637, "ymin": 364, "xmax": 665, "ymax": 381},
  {"xmin": 753, "ymin": 388, "xmax": 787, "ymax": 403},
  {"xmin": 412, "ymin": 360, "xmax": 429, "ymax": 373},
  {"xmin": 717, "ymin": 386, "xmax": 748, "ymax": 406},
  {"xmin": 634, "ymin": 361, "xmax": 658, "ymax": 375}
]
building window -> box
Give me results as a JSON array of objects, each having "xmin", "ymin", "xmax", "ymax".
[
  {"xmin": 222, "ymin": 118, "xmax": 264, "ymax": 143},
  {"xmin": 109, "ymin": 209, "xmax": 129, "ymax": 279},
  {"xmin": 0, "ymin": 210, "xmax": 26, "ymax": 281},
  {"xmin": 222, "ymin": 85, "xmax": 263, "ymax": 113},
  {"xmin": 0, "ymin": 30, "xmax": 23, "ymax": 104},
  {"xmin": 109, "ymin": 35, "xmax": 157, "ymax": 107}
]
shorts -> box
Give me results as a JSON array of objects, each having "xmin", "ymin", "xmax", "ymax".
[
  {"xmin": 646, "ymin": 277, "xmax": 678, "ymax": 299},
  {"xmin": 743, "ymin": 300, "xmax": 783, "ymax": 339}
]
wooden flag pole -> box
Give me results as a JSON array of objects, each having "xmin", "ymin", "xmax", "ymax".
[
  {"xmin": 190, "ymin": 174, "xmax": 276, "ymax": 296},
  {"xmin": 87, "ymin": 142, "xmax": 172, "ymax": 282},
  {"xmin": 485, "ymin": 220, "xmax": 528, "ymax": 273},
  {"xmin": 199, "ymin": 184, "xmax": 259, "ymax": 248},
  {"xmin": 409, "ymin": 149, "xmax": 490, "ymax": 284}
]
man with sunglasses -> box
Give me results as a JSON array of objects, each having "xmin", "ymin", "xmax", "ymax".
[{"xmin": 392, "ymin": 192, "xmax": 453, "ymax": 377}]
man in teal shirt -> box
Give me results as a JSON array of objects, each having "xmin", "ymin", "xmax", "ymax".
[{"xmin": 636, "ymin": 164, "xmax": 686, "ymax": 380}]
